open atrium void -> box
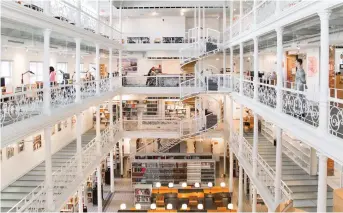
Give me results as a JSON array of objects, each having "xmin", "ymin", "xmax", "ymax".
[{"xmin": 1, "ymin": 0, "xmax": 343, "ymax": 212}]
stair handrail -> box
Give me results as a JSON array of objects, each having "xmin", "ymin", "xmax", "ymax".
[{"xmin": 11, "ymin": 123, "xmax": 120, "ymax": 212}]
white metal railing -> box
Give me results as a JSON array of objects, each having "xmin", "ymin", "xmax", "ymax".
[
  {"xmin": 280, "ymin": 0, "xmax": 303, "ymax": 11},
  {"xmin": 241, "ymin": 9, "xmax": 254, "ymax": 33},
  {"xmin": 206, "ymin": 29, "xmax": 220, "ymax": 46},
  {"xmin": 206, "ymin": 74, "xmax": 232, "ymax": 92},
  {"xmin": 122, "ymin": 75, "xmax": 190, "ymax": 87},
  {"xmin": 180, "ymin": 42, "xmax": 200, "ymax": 65},
  {"xmin": 257, "ymin": 81, "xmax": 277, "ymax": 108},
  {"xmin": 1, "ymin": 87, "xmax": 44, "ymax": 127},
  {"xmin": 123, "ymin": 119, "xmax": 180, "ymax": 131},
  {"xmin": 11, "ymin": 0, "xmax": 121, "ymax": 43},
  {"xmin": 242, "ymin": 79, "xmax": 254, "ymax": 99},
  {"xmin": 256, "ymin": 0, "xmax": 276, "ymax": 25},
  {"xmin": 329, "ymin": 88, "xmax": 343, "ymax": 139},
  {"xmin": 231, "ymin": 22, "xmax": 240, "ymax": 38},
  {"xmin": 10, "ymin": 123, "xmax": 120, "ymax": 212},
  {"xmin": 50, "ymin": 83, "xmax": 76, "ymax": 108},
  {"xmin": 180, "ymin": 78, "xmax": 206, "ymax": 99},
  {"xmin": 230, "ymin": 132, "xmax": 292, "ymax": 204}
]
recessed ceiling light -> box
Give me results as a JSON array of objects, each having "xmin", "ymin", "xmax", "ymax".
[
  {"xmin": 181, "ymin": 11, "xmax": 184, "ymax": 16},
  {"xmin": 234, "ymin": 8, "xmax": 236, "ymax": 11},
  {"xmin": 152, "ymin": 11, "xmax": 158, "ymax": 16}
]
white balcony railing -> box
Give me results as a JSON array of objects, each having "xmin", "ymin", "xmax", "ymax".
[
  {"xmin": 329, "ymin": 88, "xmax": 343, "ymax": 139},
  {"xmin": 11, "ymin": 0, "xmax": 121, "ymax": 43},
  {"xmin": 122, "ymin": 75, "xmax": 190, "ymax": 88},
  {"xmin": 1, "ymin": 78, "xmax": 116, "ymax": 128},
  {"xmin": 123, "ymin": 119, "xmax": 180, "ymax": 132}
]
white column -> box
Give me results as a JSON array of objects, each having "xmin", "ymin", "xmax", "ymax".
[
  {"xmin": 222, "ymin": 2, "xmax": 226, "ymax": 43},
  {"xmin": 95, "ymin": 44, "xmax": 100, "ymax": 95},
  {"xmin": 253, "ymin": 37, "xmax": 259, "ymax": 100},
  {"xmin": 119, "ymin": 5, "xmax": 122, "ymax": 40},
  {"xmin": 43, "ymin": 29, "xmax": 51, "ymax": 115},
  {"xmin": 76, "ymin": 0, "xmax": 81, "ymax": 27},
  {"xmin": 119, "ymin": 96, "xmax": 123, "ymax": 130},
  {"xmin": 43, "ymin": 1, "xmax": 50, "ymax": 15},
  {"xmin": 239, "ymin": 105, "xmax": 243, "ymax": 155},
  {"xmin": 275, "ymin": 1, "xmax": 281, "ymax": 16},
  {"xmin": 230, "ymin": 0, "xmax": 233, "ymax": 40},
  {"xmin": 194, "ymin": 6, "xmax": 197, "ymax": 32},
  {"xmin": 252, "ymin": 113, "xmax": 258, "ymax": 176},
  {"xmin": 238, "ymin": 164, "xmax": 243, "ymax": 212},
  {"xmin": 318, "ymin": 10, "xmax": 331, "ymax": 133},
  {"xmin": 75, "ymin": 38, "xmax": 81, "ymax": 103},
  {"xmin": 274, "ymin": 127, "xmax": 282, "ymax": 203},
  {"xmin": 317, "ymin": 153, "xmax": 328, "ymax": 212},
  {"xmin": 97, "ymin": 165, "xmax": 103, "ymax": 212},
  {"xmin": 110, "ymin": 149, "xmax": 115, "ymax": 193},
  {"xmin": 96, "ymin": 105, "xmax": 101, "ymax": 155},
  {"xmin": 239, "ymin": 0, "xmax": 243, "ymax": 33},
  {"xmin": 230, "ymin": 46, "xmax": 234, "ymax": 87},
  {"xmin": 203, "ymin": 6, "xmax": 205, "ymax": 40},
  {"xmin": 109, "ymin": 99, "xmax": 114, "ymax": 126},
  {"xmin": 120, "ymin": 139, "xmax": 124, "ymax": 176},
  {"xmin": 96, "ymin": 0, "xmax": 100, "ymax": 34},
  {"xmin": 224, "ymin": 96, "xmax": 228, "ymax": 175},
  {"xmin": 77, "ymin": 113, "xmax": 83, "ymax": 176},
  {"xmin": 243, "ymin": 172, "xmax": 247, "ymax": 195},
  {"xmin": 119, "ymin": 50, "xmax": 122, "ymax": 86},
  {"xmin": 229, "ymin": 149, "xmax": 234, "ymax": 192},
  {"xmin": 239, "ymin": 42, "xmax": 244, "ymax": 95},
  {"xmin": 109, "ymin": 48, "xmax": 113, "ymax": 90},
  {"xmin": 44, "ymin": 127, "xmax": 54, "ymax": 211},
  {"xmin": 198, "ymin": 6, "xmax": 201, "ymax": 42},
  {"xmin": 252, "ymin": 186, "xmax": 257, "ymax": 213},
  {"xmin": 253, "ymin": 0, "xmax": 257, "ymax": 28},
  {"xmin": 276, "ymin": 27, "xmax": 283, "ymax": 112},
  {"xmin": 109, "ymin": 0, "xmax": 113, "ymax": 39},
  {"xmin": 78, "ymin": 186, "xmax": 83, "ymax": 213}
]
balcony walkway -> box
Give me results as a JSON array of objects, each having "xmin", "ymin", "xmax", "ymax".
[
  {"xmin": 244, "ymin": 133, "xmax": 333, "ymax": 212},
  {"xmin": 0, "ymin": 129, "xmax": 96, "ymax": 212}
]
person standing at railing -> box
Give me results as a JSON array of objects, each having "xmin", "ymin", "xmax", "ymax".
[
  {"xmin": 49, "ymin": 66, "xmax": 56, "ymax": 86},
  {"xmin": 146, "ymin": 67, "xmax": 156, "ymax": 86},
  {"xmin": 295, "ymin": 59, "xmax": 307, "ymax": 91}
]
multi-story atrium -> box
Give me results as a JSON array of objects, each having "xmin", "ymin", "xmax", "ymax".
[{"xmin": 1, "ymin": 0, "xmax": 343, "ymax": 212}]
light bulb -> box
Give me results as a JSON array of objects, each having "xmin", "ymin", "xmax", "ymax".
[
  {"xmin": 120, "ymin": 203, "xmax": 126, "ymax": 210},
  {"xmin": 182, "ymin": 182, "xmax": 187, "ymax": 188},
  {"xmin": 135, "ymin": 203, "xmax": 141, "ymax": 210},
  {"xmin": 220, "ymin": 182, "xmax": 226, "ymax": 188},
  {"xmin": 228, "ymin": 203, "xmax": 234, "ymax": 210},
  {"xmin": 150, "ymin": 203, "xmax": 156, "ymax": 210},
  {"xmin": 197, "ymin": 204, "xmax": 204, "ymax": 210},
  {"xmin": 167, "ymin": 203, "xmax": 173, "ymax": 210},
  {"xmin": 194, "ymin": 182, "xmax": 200, "ymax": 188},
  {"xmin": 208, "ymin": 182, "xmax": 213, "ymax": 188},
  {"xmin": 155, "ymin": 182, "xmax": 161, "ymax": 188},
  {"xmin": 181, "ymin": 204, "xmax": 188, "ymax": 210},
  {"xmin": 152, "ymin": 11, "xmax": 158, "ymax": 16},
  {"xmin": 168, "ymin": 182, "xmax": 174, "ymax": 188}
]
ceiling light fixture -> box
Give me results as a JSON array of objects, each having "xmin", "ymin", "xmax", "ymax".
[
  {"xmin": 234, "ymin": 8, "xmax": 236, "ymax": 11},
  {"xmin": 181, "ymin": 11, "xmax": 184, "ymax": 16},
  {"xmin": 152, "ymin": 11, "xmax": 158, "ymax": 16}
]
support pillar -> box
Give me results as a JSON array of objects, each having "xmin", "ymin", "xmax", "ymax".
[
  {"xmin": 276, "ymin": 27, "xmax": 283, "ymax": 112},
  {"xmin": 44, "ymin": 127, "xmax": 54, "ymax": 211},
  {"xmin": 43, "ymin": 29, "xmax": 51, "ymax": 115},
  {"xmin": 229, "ymin": 149, "xmax": 234, "ymax": 193},
  {"xmin": 317, "ymin": 153, "xmax": 328, "ymax": 212},
  {"xmin": 119, "ymin": 50, "xmax": 122, "ymax": 86},
  {"xmin": 75, "ymin": 38, "xmax": 81, "ymax": 103},
  {"xmin": 253, "ymin": 37, "xmax": 259, "ymax": 100},
  {"xmin": 78, "ymin": 186, "xmax": 83, "ymax": 213},
  {"xmin": 243, "ymin": 172, "xmax": 247, "ymax": 196},
  {"xmin": 239, "ymin": 0, "xmax": 243, "ymax": 33},
  {"xmin": 274, "ymin": 127, "xmax": 282, "ymax": 203},
  {"xmin": 239, "ymin": 105, "xmax": 243, "ymax": 155},
  {"xmin": 239, "ymin": 42, "xmax": 244, "ymax": 95},
  {"xmin": 252, "ymin": 113, "xmax": 258, "ymax": 176},
  {"xmin": 318, "ymin": 10, "xmax": 331, "ymax": 133},
  {"xmin": 95, "ymin": 44, "xmax": 100, "ymax": 95},
  {"xmin": 120, "ymin": 139, "xmax": 124, "ymax": 177},
  {"xmin": 77, "ymin": 113, "xmax": 83, "ymax": 176},
  {"xmin": 238, "ymin": 164, "xmax": 243, "ymax": 212},
  {"xmin": 224, "ymin": 96, "xmax": 228, "ymax": 175},
  {"xmin": 96, "ymin": 105, "xmax": 101, "ymax": 155},
  {"xmin": 97, "ymin": 165, "xmax": 103, "ymax": 212},
  {"xmin": 110, "ymin": 149, "xmax": 114, "ymax": 193},
  {"xmin": 109, "ymin": 48, "xmax": 113, "ymax": 90},
  {"xmin": 230, "ymin": 1, "xmax": 233, "ymax": 40},
  {"xmin": 252, "ymin": 186, "xmax": 257, "ymax": 213}
]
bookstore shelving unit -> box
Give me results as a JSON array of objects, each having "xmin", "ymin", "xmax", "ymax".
[
  {"xmin": 144, "ymin": 100, "xmax": 158, "ymax": 116},
  {"xmin": 134, "ymin": 184, "xmax": 152, "ymax": 208},
  {"xmin": 131, "ymin": 153, "xmax": 215, "ymax": 186},
  {"xmin": 123, "ymin": 100, "xmax": 139, "ymax": 119},
  {"xmin": 165, "ymin": 101, "xmax": 187, "ymax": 119},
  {"xmin": 60, "ymin": 193, "xmax": 79, "ymax": 212}
]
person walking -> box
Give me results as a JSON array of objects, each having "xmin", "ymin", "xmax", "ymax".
[{"xmin": 295, "ymin": 59, "xmax": 306, "ymax": 91}]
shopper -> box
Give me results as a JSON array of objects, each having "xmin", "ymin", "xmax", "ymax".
[
  {"xmin": 295, "ymin": 59, "xmax": 306, "ymax": 91},
  {"xmin": 146, "ymin": 67, "xmax": 156, "ymax": 86},
  {"xmin": 49, "ymin": 66, "xmax": 56, "ymax": 86}
]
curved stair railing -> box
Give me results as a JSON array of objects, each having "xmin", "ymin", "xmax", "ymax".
[{"xmin": 157, "ymin": 113, "xmax": 219, "ymax": 153}]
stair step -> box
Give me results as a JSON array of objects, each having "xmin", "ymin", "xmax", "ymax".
[
  {"xmin": 292, "ymin": 191, "xmax": 333, "ymax": 200},
  {"xmin": 10, "ymin": 180, "xmax": 43, "ymax": 187},
  {"xmin": 293, "ymin": 198, "xmax": 333, "ymax": 208},
  {"xmin": 2, "ymin": 186, "xmax": 38, "ymax": 193},
  {"xmin": 0, "ymin": 200, "xmax": 25, "ymax": 208},
  {"xmin": 1, "ymin": 192, "xmax": 31, "ymax": 200},
  {"xmin": 289, "ymin": 185, "xmax": 322, "ymax": 192},
  {"xmin": 19, "ymin": 175, "xmax": 45, "ymax": 181},
  {"xmin": 285, "ymin": 179, "xmax": 318, "ymax": 186},
  {"xmin": 298, "ymin": 206, "xmax": 332, "ymax": 212},
  {"xmin": 282, "ymin": 174, "xmax": 318, "ymax": 181}
]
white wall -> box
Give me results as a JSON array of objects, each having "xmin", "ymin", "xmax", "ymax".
[
  {"xmin": 122, "ymin": 16, "xmax": 186, "ymax": 39},
  {"xmin": 1, "ymin": 47, "xmax": 110, "ymax": 92},
  {"xmin": 0, "ymin": 108, "xmax": 93, "ymax": 189},
  {"xmin": 185, "ymin": 17, "xmax": 223, "ymax": 32}
]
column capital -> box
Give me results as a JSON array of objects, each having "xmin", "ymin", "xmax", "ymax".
[
  {"xmin": 44, "ymin": 28, "xmax": 52, "ymax": 35},
  {"xmin": 318, "ymin": 9, "xmax": 331, "ymax": 20},
  {"xmin": 317, "ymin": 152, "xmax": 328, "ymax": 161},
  {"xmin": 74, "ymin": 37, "xmax": 81, "ymax": 43},
  {"xmin": 275, "ymin": 27, "xmax": 284, "ymax": 35},
  {"xmin": 253, "ymin": 36, "xmax": 259, "ymax": 43}
]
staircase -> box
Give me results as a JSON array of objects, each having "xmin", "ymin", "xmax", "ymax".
[
  {"xmin": 244, "ymin": 133, "xmax": 333, "ymax": 212},
  {"xmin": 157, "ymin": 113, "xmax": 218, "ymax": 153},
  {"xmin": 0, "ymin": 129, "xmax": 96, "ymax": 212}
]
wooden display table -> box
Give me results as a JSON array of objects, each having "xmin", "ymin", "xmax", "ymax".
[
  {"xmin": 152, "ymin": 187, "xmax": 178, "ymax": 194},
  {"xmin": 204, "ymin": 187, "xmax": 229, "ymax": 194},
  {"xmin": 177, "ymin": 192, "xmax": 204, "ymax": 199}
]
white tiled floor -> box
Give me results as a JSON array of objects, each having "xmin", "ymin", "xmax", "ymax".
[{"xmin": 105, "ymin": 178, "xmax": 134, "ymax": 212}]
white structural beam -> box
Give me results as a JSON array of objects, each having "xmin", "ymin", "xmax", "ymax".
[
  {"xmin": 96, "ymin": 44, "xmax": 100, "ymax": 95},
  {"xmin": 44, "ymin": 127, "xmax": 54, "ymax": 211},
  {"xmin": 43, "ymin": 29, "xmax": 51, "ymax": 115},
  {"xmin": 97, "ymin": 165, "xmax": 103, "ymax": 212},
  {"xmin": 317, "ymin": 153, "xmax": 328, "ymax": 212},
  {"xmin": 77, "ymin": 113, "xmax": 83, "ymax": 176},
  {"xmin": 276, "ymin": 27, "xmax": 283, "ymax": 112},
  {"xmin": 75, "ymin": 38, "xmax": 81, "ymax": 103},
  {"xmin": 239, "ymin": 42, "xmax": 243, "ymax": 94},
  {"xmin": 238, "ymin": 164, "xmax": 243, "ymax": 212},
  {"xmin": 96, "ymin": 105, "xmax": 101, "ymax": 155},
  {"xmin": 274, "ymin": 127, "xmax": 282, "ymax": 203}
]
